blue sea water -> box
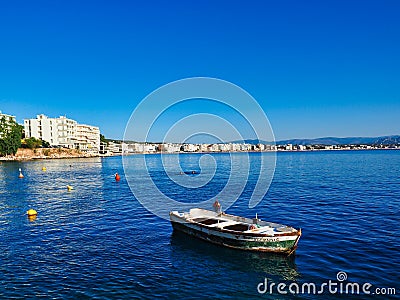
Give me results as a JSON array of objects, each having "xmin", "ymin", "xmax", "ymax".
[{"xmin": 0, "ymin": 150, "xmax": 399, "ymax": 299}]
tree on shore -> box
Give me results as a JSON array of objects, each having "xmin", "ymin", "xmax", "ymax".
[
  {"xmin": 100, "ymin": 134, "xmax": 108, "ymax": 144},
  {"xmin": 41, "ymin": 139, "xmax": 50, "ymax": 148},
  {"xmin": 23, "ymin": 137, "xmax": 43, "ymax": 149},
  {"xmin": 0, "ymin": 117, "xmax": 23, "ymax": 156}
]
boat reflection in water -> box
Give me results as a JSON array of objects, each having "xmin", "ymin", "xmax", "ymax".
[{"xmin": 170, "ymin": 230, "xmax": 300, "ymax": 281}]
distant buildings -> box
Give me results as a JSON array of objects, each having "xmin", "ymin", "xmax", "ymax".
[
  {"xmin": 98, "ymin": 140, "xmax": 399, "ymax": 156},
  {"xmin": 183, "ymin": 143, "xmax": 198, "ymax": 152},
  {"xmin": 24, "ymin": 114, "xmax": 100, "ymax": 152},
  {"xmin": 160, "ymin": 143, "xmax": 181, "ymax": 153}
]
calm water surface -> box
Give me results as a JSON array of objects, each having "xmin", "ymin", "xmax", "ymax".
[{"xmin": 0, "ymin": 151, "xmax": 399, "ymax": 299}]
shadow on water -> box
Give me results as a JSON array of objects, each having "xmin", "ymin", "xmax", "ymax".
[{"xmin": 169, "ymin": 230, "xmax": 300, "ymax": 281}]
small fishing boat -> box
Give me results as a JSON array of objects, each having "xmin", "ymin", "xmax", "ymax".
[{"xmin": 169, "ymin": 208, "xmax": 301, "ymax": 255}]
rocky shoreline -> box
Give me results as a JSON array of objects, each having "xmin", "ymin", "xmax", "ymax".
[{"xmin": 0, "ymin": 148, "xmax": 100, "ymax": 161}]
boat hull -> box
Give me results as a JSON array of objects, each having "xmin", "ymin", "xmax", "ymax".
[{"xmin": 170, "ymin": 219, "xmax": 300, "ymax": 254}]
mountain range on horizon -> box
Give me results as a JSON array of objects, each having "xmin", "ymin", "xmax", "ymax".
[{"xmin": 234, "ymin": 135, "xmax": 400, "ymax": 146}]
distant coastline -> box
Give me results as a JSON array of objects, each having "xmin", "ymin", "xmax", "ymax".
[
  {"xmin": 102, "ymin": 138, "xmax": 400, "ymax": 156},
  {"xmin": 1, "ymin": 146, "xmax": 399, "ymax": 161},
  {"xmin": 1, "ymin": 133, "xmax": 400, "ymax": 161}
]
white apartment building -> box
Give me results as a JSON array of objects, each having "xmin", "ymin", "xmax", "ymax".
[
  {"xmin": 0, "ymin": 111, "xmax": 17, "ymax": 139},
  {"xmin": 106, "ymin": 141, "xmax": 122, "ymax": 153},
  {"xmin": 143, "ymin": 144, "xmax": 156, "ymax": 152},
  {"xmin": 76, "ymin": 124, "xmax": 100, "ymax": 152},
  {"xmin": 208, "ymin": 144, "xmax": 219, "ymax": 152},
  {"xmin": 131, "ymin": 143, "xmax": 144, "ymax": 153},
  {"xmin": 199, "ymin": 144, "xmax": 209, "ymax": 152},
  {"xmin": 183, "ymin": 143, "xmax": 198, "ymax": 152},
  {"xmin": 58, "ymin": 116, "xmax": 77, "ymax": 149},
  {"xmin": 239, "ymin": 144, "xmax": 251, "ymax": 151},
  {"xmin": 218, "ymin": 144, "xmax": 230, "ymax": 152},
  {"xmin": 0, "ymin": 111, "xmax": 16, "ymax": 123},
  {"xmin": 24, "ymin": 114, "xmax": 60, "ymax": 146},
  {"xmin": 160, "ymin": 143, "xmax": 181, "ymax": 153},
  {"xmin": 24, "ymin": 114, "xmax": 100, "ymax": 152},
  {"xmin": 231, "ymin": 143, "xmax": 241, "ymax": 151}
]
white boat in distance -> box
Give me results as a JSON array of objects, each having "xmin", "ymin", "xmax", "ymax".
[{"xmin": 170, "ymin": 208, "xmax": 301, "ymax": 255}]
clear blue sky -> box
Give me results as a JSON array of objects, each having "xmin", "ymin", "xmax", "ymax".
[{"xmin": 0, "ymin": 0, "xmax": 399, "ymax": 141}]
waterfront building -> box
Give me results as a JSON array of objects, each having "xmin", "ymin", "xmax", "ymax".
[
  {"xmin": 121, "ymin": 142, "xmax": 129, "ymax": 154},
  {"xmin": 0, "ymin": 111, "xmax": 17, "ymax": 139},
  {"xmin": 132, "ymin": 143, "xmax": 144, "ymax": 153},
  {"xmin": 231, "ymin": 143, "xmax": 241, "ymax": 151},
  {"xmin": 106, "ymin": 141, "xmax": 122, "ymax": 153},
  {"xmin": 0, "ymin": 111, "xmax": 16, "ymax": 123},
  {"xmin": 24, "ymin": 114, "xmax": 61, "ymax": 146},
  {"xmin": 199, "ymin": 144, "xmax": 209, "ymax": 152},
  {"xmin": 126, "ymin": 143, "xmax": 138, "ymax": 153},
  {"xmin": 239, "ymin": 144, "xmax": 251, "ymax": 151},
  {"xmin": 286, "ymin": 144, "xmax": 293, "ymax": 151},
  {"xmin": 24, "ymin": 114, "xmax": 100, "ymax": 151},
  {"xmin": 57, "ymin": 116, "xmax": 77, "ymax": 149},
  {"xmin": 217, "ymin": 144, "xmax": 229, "ymax": 152},
  {"xmin": 183, "ymin": 143, "xmax": 198, "ymax": 152},
  {"xmin": 208, "ymin": 144, "xmax": 219, "ymax": 152},
  {"xmin": 160, "ymin": 143, "xmax": 181, "ymax": 153},
  {"xmin": 76, "ymin": 124, "xmax": 100, "ymax": 152},
  {"xmin": 143, "ymin": 144, "xmax": 156, "ymax": 152}
]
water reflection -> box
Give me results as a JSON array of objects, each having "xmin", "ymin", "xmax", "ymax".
[
  {"xmin": 27, "ymin": 215, "xmax": 37, "ymax": 222},
  {"xmin": 170, "ymin": 231, "xmax": 300, "ymax": 280}
]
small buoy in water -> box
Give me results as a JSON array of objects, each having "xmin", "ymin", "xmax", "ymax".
[
  {"xmin": 18, "ymin": 168, "xmax": 24, "ymax": 178},
  {"xmin": 115, "ymin": 173, "xmax": 121, "ymax": 181},
  {"xmin": 67, "ymin": 185, "xmax": 73, "ymax": 191},
  {"xmin": 26, "ymin": 209, "xmax": 37, "ymax": 216},
  {"xmin": 42, "ymin": 166, "xmax": 46, "ymax": 171}
]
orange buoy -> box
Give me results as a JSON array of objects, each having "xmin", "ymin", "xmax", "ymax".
[
  {"xmin": 115, "ymin": 173, "xmax": 121, "ymax": 181},
  {"xmin": 18, "ymin": 168, "xmax": 24, "ymax": 178}
]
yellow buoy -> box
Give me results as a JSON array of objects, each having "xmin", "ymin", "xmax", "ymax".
[
  {"xmin": 27, "ymin": 209, "xmax": 38, "ymax": 216},
  {"xmin": 42, "ymin": 167, "xmax": 46, "ymax": 171},
  {"xmin": 67, "ymin": 185, "xmax": 73, "ymax": 191}
]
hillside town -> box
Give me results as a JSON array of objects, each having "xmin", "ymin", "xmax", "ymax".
[{"xmin": 1, "ymin": 110, "xmax": 399, "ymax": 160}]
